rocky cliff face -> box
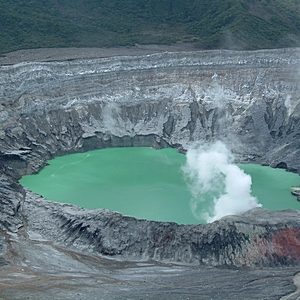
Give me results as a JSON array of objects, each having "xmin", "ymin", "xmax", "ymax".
[
  {"xmin": 1, "ymin": 48, "xmax": 300, "ymax": 173},
  {"xmin": 0, "ymin": 48, "xmax": 299, "ymax": 298}
]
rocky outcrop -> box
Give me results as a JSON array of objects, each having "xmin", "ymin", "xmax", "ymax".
[
  {"xmin": 291, "ymin": 187, "xmax": 300, "ymax": 201},
  {"xmin": 0, "ymin": 47, "xmax": 299, "ymax": 275}
]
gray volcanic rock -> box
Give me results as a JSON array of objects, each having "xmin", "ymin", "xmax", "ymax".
[
  {"xmin": 24, "ymin": 192, "xmax": 300, "ymax": 267},
  {"xmin": 0, "ymin": 48, "xmax": 299, "ymax": 298},
  {"xmin": 291, "ymin": 187, "xmax": 300, "ymax": 201},
  {"xmin": 1, "ymin": 48, "xmax": 300, "ymax": 171}
]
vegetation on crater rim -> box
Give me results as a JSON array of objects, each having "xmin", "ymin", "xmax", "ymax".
[{"xmin": 0, "ymin": 0, "xmax": 299, "ymax": 54}]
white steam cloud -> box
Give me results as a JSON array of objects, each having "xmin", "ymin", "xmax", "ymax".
[{"xmin": 183, "ymin": 141, "xmax": 261, "ymax": 223}]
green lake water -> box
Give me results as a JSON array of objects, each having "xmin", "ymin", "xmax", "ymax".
[{"xmin": 20, "ymin": 147, "xmax": 300, "ymax": 224}]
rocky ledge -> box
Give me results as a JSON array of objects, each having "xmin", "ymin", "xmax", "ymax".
[
  {"xmin": 291, "ymin": 187, "xmax": 300, "ymax": 201},
  {"xmin": 0, "ymin": 47, "xmax": 299, "ymax": 299}
]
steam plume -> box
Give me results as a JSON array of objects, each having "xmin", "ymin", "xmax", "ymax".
[{"xmin": 183, "ymin": 141, "xmax": 261, "ymax": 223}]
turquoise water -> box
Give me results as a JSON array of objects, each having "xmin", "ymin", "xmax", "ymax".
[{"xmin": 20, "ymin": 147, "xmax": 300, "ymax": 224}]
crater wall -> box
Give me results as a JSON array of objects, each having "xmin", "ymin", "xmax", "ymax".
[{"xmin": 0, "ymin": 48, "xmax": 299, "ymax": 269}]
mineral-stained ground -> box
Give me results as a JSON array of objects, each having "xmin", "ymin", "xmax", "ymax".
[{"xmin": 0, "ymin": 47, "xmax": 299, "ymax": 299}]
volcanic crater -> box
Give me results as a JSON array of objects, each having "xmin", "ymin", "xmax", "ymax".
[{"xmin": 0, "ymin": 47, "xmax": 300, "ymax": 299}]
